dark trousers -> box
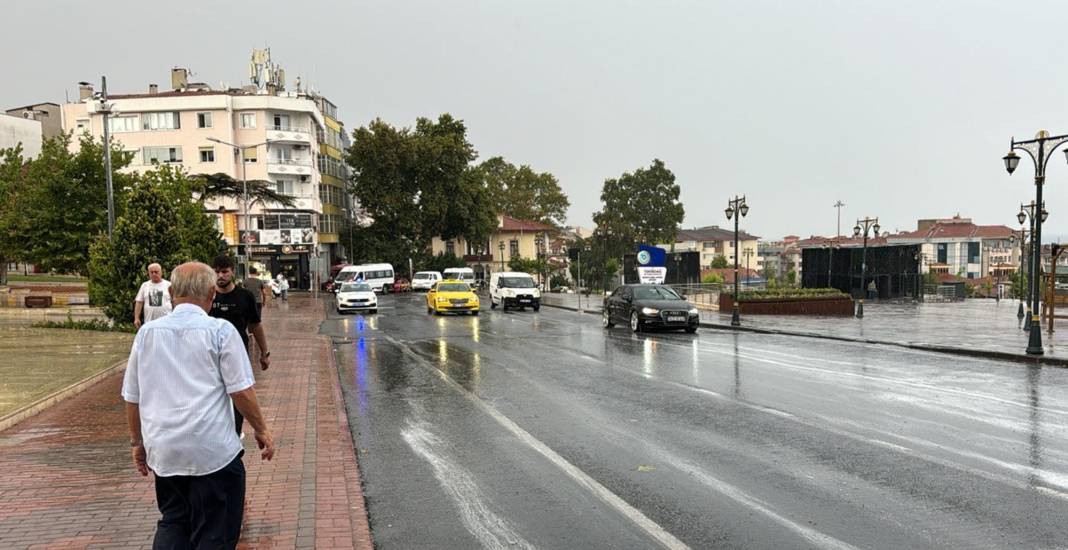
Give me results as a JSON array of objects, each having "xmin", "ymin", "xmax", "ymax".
[{"xmin": 152, "ymin": 452, "xmax": 246, "ymax": 550}]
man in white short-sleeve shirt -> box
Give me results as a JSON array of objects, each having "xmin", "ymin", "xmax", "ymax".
[
  {"xmin": 122, "ymin": 261, "xmax": 276, "ymax": 548},
  {"xmin": 134, "ymin": 263, "xmax": 172, "ymax": 328}
]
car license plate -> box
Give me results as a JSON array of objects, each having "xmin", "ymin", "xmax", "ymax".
[
  {"xmin": 667, "ymin": 315, "xmax": 686, "ymax": 322},
  {"xmin": 519, "ymin": 299, "xmax": 531, "ymax": 303}
]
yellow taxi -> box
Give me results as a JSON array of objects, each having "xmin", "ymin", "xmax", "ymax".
[{"xmin": 426, "ymin": 280, "xmax": 480, "ymax": 316}]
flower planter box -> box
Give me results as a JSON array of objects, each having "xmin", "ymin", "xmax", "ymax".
[{"xmin": 719, "ymin": 294, "xmax": 854, "ymax": 315}]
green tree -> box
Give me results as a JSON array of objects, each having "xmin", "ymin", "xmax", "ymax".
[
  {"xmin": 475, "ymin": 156, "xmax": 569, "ymax": 225},
  {"xmin": 566, "ymin": 235, "xmax": 620, "ymax": 292},
  {"xmin": 425, "ymin": 252, "xmax": 468, "ymax": 274},
  {"xmin": 592, "ymin": 159, "xmax": 685, "ymax": 255},
  {"xmin": 346, "ymin": 114, "xmax": 497, "ymax": 266},
  {"xmin": 0, "ymin": 145, "xmax": 25, "ymax": 285},
  {"xmin": 88, "ymin": 166, "xmax": 224, "ymax": 321},
  {"xmin": 701, "ymin": 272, "xmax": 725, "ymax": 284},
  {"xmin": 192, "ymin": 172, "xmax": 297, "ymax": 209},
  {"xmin": 3, "ymin": 134, "xmax": 135, "ymax": 275},
  {"xmin": 507, "ymin": 255, "xmax": 545, "ymax": 275},
  {"xmin": 709, "ymin": 255, "xmax": 729, "ymax": 269}
]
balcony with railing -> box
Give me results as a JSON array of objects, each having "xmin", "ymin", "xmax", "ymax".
[
  {"xmin": 267, "ymin": 156, "xmax": 314, "ymax": 176},
  {"xmin": 267, "ymin": 125, "xmax": 312, "ymax": 144}
]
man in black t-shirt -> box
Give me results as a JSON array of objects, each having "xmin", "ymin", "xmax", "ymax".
[{"xmin": 210, "ymin": 255, "xmax": 272, "ymax": 435}]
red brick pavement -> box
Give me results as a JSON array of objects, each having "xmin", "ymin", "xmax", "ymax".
[{"xmin": 0, "ymin": 294, "xmax": 373, "ymax": 549}]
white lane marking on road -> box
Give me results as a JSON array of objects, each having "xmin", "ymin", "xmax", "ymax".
[
  {"xmin": 520, "ymin": 334, "xmax": 1068, "ymax": 502},
  {"xmin": 384, "ymin": 334, "xmax": 690, "ymax": 550},
  {"xmin": 662, "ymin": 455, "xmax": 861, "ymax": 550},
  {"xmin": 402, "ymin": 418, "xmax": 538, "ymax": 550}
]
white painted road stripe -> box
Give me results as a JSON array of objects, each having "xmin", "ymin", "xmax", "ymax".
[{"xmin": 384, "ymin": 335, "xmax": 690, "ymax": 550}]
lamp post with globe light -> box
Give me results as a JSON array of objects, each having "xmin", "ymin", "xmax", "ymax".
[
  {"xmin": 853, "ymin": 217, "xmax": 880, "ymax": 318},
  {"xmin": 725, "ymin": 195, "xmax": 749, "ymax": 327},
  {"xmin": 1003, "ymin": 130, "xmax": 1065, "ymax": 355}
]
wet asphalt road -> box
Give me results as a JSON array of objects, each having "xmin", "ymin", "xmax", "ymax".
[{"xmin": 321, "ymin": 292, "xmax": 1068, "ymax": 549}]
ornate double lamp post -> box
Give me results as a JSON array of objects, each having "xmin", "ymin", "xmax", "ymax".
[
  {"xmin": 1004, "ymin": 131, "xmax": 1065, "ymax": 355},
  {"xmin": 725, "ymin": 195, "xmax": 749, "ymax": 327},
  {"xmin": 1012, "ymin": 226, "xmax": 1030, "ymax": 320},
  {"xmin": 853, "ymin": 217, "xmax": 880, "ymax": 318}
]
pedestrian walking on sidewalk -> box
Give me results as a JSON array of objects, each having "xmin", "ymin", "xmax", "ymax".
[
  {"xmin": 122, "ymin": 261, "xmax": 276, "ymax": 549},
  {"xmin": 867, "ymin": 280, "xmax": 878, "ymax": 300},
  {"xmin": 276, "ymin": 272, "xmax": 289, "ymax": 302},
  {"xmin": 242, "ymin": 267, "xmax": 268, "ymax": 318},
  {"xmin": 133, "ymin": 263, "xmax": 172, "ymax": 329},
  {"xmin": 210, "ymin": 255, "xmax": 272, "ymax": 435}
]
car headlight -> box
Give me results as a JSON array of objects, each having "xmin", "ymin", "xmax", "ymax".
[
  {"xmin": 533, "ymin": 289, "xmax": 541, "ymax": 298},
  {"xmin": 641, "ymin": 307, "xmax": 659, "ymax": 315},
  {"xmin": 437, "ymin": 297, "xmax": 449, "ymax": 302},
  {"xmin": 689, "ymin": 307, "xmax": 699, "ymax": 315}
]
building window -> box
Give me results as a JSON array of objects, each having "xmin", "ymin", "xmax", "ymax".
[
  {"xmin": 510, "ymin": 239, "xmax": 519, "ymax": 257},
  {"xmin": 242, "ymin": 147, "xmax": 257, "ymax": 163},
  {"xmin": 446, "ymin": 242, "xmax": 455, "ymax": 256},
  {"xmin": 702, "ymin": 241, "xmax": 716, "ymax": 249},
  {"xmin": 273, "ymin": 114, "xmax": 290, "ymax": 130},
  {"xmin": 142, "ymin": 112, "xmax": 180, "ymax": 130},
  {"xmin": 197, "ymin": 112, "xmax": 213, "ymax": 128},
  {"xmin": 968, "ymin": 242, "xmax": 980, "ymax": 264},
  {"xmin": 199, "ymin": 147, "xmax": 215, "ymax": 163},
  {"xmin": 240, "ymin": 113, "xmax": 256, "ymax": 129},
  {"xmin": 75, "ymin": 119, "xmax": 90, "ymax": 134},
  {"xmin": 108, "ymin": 116, "xmax": 138, "ymax": 133},
  {"xmin": 937, "ymin": 243, "xmax": 948, "ymax": 264},
  {"xmin": 143, "ymin": 146, "xmax": 182, "ymax": 164},
  {"xmin": 275, "ymin": 180, "xmax": 295, "ymax": 195}
]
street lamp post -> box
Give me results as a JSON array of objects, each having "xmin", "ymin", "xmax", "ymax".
[
  {"xmin": 853, "ymin": 217, "xmax": 881, "ymax": 318},
  {"xmin": 208, "ymin": 137, "xmax": 270, "ymax": 276},
  {"xmin": 498, "ymin": 241, "xmax": 505, "ymax": 272},
  {"xmin": 1013, "ymin": 227, "xmax": 1029, "ymax": 319},
  {"xmin": 535, "ymin": 234, "xmax": 546, "ymax": 289},
  {"xmin": 742, "ymin": 249, "xmax": 753, "ymax": 290},
  {"xmin": 1004, "ymin": 130, "xmax": 1065, "ymax": 355},
  {"xmin": 1018, "ymin": 203, "xmax": 1045, "ymax": 331},
  {"xmin": 824, "ymin": 239, "xmax": 840, "ymax": 290},
  {"xmin": 83, "ymin": 77, "xmax": 116, "ymax": 239},
  {"xmin": 725, "ymin": 195, "xmax": 749, "ymax": 327}
]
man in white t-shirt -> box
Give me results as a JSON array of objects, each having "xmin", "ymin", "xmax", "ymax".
[{"xmin": 134, "ymin": 263, "xmax": 173, "ymax": 328}]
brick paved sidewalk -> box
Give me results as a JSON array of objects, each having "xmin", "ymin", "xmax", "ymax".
[{"xmin": 0, "ymin": 294, "xmax": 372, "ymax": 549}]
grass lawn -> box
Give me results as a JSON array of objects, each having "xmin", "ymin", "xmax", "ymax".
[{"xmin": 6, "ymin": 274, "xmax": 88, "ymax": 283}]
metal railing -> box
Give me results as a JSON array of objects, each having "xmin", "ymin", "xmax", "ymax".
[
  {"xmin": 268, "ymin": 158, "xmax": 313, "ymax": 166},
  {"xmin": 271, "ymin": 125, "xmax": 311, "ymax": 133}
]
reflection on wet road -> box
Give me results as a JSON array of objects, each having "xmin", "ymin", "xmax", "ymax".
[{"xmin": 323, "ymin": 293, "xmax": 1068, "ymax": 549}]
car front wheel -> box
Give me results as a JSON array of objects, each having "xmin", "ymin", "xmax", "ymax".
[
  {"xmin": 630, "ymin": 310, "xmax": 642, "ymax": 333},
  {"xmin": 603, "ymin": 309, "xmax": 615, "ymax": 328}
]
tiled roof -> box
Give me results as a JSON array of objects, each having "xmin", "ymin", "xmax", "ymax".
[
  {"xmin": 889, "ymin": 220, "xmax": 1013, "ymax": 241},
  {"xmin": 499, "ymin": 215, "xmax": 555, "ymax": 232},
  {"xmin": 676, "ymin": 225, "xmax": 759, "ymax": 242}
]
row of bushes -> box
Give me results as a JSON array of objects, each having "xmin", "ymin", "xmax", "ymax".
[
  {"xmin": 735, "ymin": 288, "xmax": 849, "ymax": 302},
  {"xmin": 32, "ymin": 316, "xmax": 136, "ymax": 333}
]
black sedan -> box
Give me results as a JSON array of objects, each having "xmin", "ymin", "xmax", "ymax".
[{"xmin": 602, "ymin": 284, "xmax": 699, "ymax": 333}]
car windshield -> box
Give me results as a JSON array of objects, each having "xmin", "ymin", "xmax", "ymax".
[
  {"xmin": 633, "ymin": 286, "xmax": 683, "ymax": 300},
  {"xmin": 341, "ymin": 283, "xmax": 371, "ymax": 292},
  {"xmin": 437, "ymin": 283, "xmax": 471, "ymax": 292},
  {"xmin": 335, "ymin": 271, "xmax": 356, "ymax": 283},
  {"xmin": 499, "ymin": 276, "xmax": 535, "ymax": 288},
  {"xmin": 414, "ymin": 273, "xmax": 434, "ymax": 280}
]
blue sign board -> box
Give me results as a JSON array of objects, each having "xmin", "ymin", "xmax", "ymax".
[{"xmin": 636, "ymin": 245, "xmax": 666, "ymax": 267}]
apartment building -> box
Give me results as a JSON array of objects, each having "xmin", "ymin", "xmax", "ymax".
[
  {"xmin": 60, "ymin": 51, "xmax": 347, "ymax": 289},
  {"xmin": 658, "ymin": 226, "xmax": 759, "ymax": 269},
  {"xmin": 4, "ymin": 102, "xmax": 62, "ymax": 140},
  {"xmin": 886, "ymin": 215, "xmax": 1016, "ymax": 278},
  {"xmin": 312, "ymin": 93, "xmax": 352, "ymax": 264},
  {"xmin": 0, "ymin": 113, "xmax": 42, "ymax": 158}
]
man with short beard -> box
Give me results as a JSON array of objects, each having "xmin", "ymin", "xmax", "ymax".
[{"xmin": 209, "ymin": 255, "xmax": 271, "ymax": 435}]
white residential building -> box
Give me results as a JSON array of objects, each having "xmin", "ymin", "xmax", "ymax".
[{"xmin": 60, "ymin": 53, "xmax": 339, "ymax": 289}]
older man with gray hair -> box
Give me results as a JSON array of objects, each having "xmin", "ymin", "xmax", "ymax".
[
  {"xmin": 123, "ymin": 261, "xmax": 276, "ymax": 549},
  {"xmin": 133, "ymin": 263, "xmax": 172, "ymax": 329}
]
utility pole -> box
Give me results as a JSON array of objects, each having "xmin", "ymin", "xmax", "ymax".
[{"xmin": 833, "ymin": 200, "xmax": 845, "ymax": 238}]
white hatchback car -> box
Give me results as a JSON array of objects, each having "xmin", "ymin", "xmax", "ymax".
[{"xmin": 336, "ymin": 282, "xmax": 378, "ymax": 314}]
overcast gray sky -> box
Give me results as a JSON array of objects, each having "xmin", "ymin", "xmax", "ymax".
[{"xmin": 4, "ymin": 0, "xmax": 1067, "ymax": 241}]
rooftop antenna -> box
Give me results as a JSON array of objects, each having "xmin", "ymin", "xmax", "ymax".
[{"xmin": 833, "ymin": 200, "xmax": 846, "ymax": 237}]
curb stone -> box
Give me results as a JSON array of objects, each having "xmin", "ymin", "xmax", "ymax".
[{"xmin": 0, "ymin": 357, "xmax": 127, "ymax": 433}]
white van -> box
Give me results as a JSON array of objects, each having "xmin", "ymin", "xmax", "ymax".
[
  {"xmin": 442, "ymin": 267, "xmax": 476, "ymax": 284},
  {"xmin": 335, "ymin": 263, "xmax": 395, "ymax": 293},
  {"xmin": 411, "ymin": 271, "xmax": 443, "ymax": 291},
  {"xmin": 490, "ymin": 271, "xmax": 540, "ymax": 311}
]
